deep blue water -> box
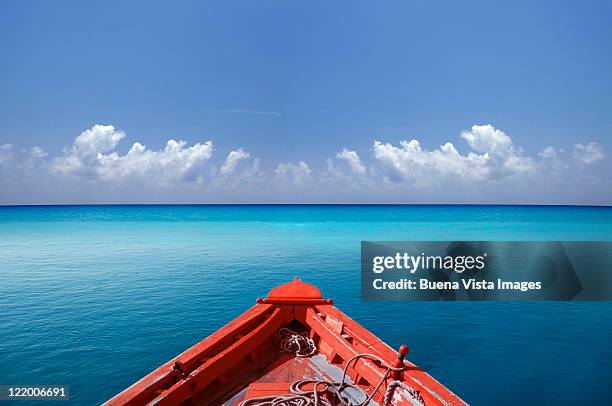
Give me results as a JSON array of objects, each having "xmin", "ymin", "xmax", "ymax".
[{"xmin": 0, "ymin": 205, "xmax": 611, "ymax": 405}]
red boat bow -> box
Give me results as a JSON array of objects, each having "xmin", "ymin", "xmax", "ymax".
[{"xmin": 104, "ymin": 278, "xmax": 467, "ymax": 406}]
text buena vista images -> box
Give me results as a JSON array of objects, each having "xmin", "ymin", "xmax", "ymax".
[{"xmin": 370, "ymin": 252, "xmax": 542, "ymax": 292}]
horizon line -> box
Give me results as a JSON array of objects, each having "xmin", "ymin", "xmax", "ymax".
[{"xmin": 1, "ymin": 203, "xmax": 611, "ymax": 208}]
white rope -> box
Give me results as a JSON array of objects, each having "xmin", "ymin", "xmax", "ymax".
[
  {"xmin": 383, "ymin": 381, "xmax": 426, "ymax": 406},
  {"xmin": 276, "ymin": 328, "xmax": 317, "ymax": 357},
  {"xmin": 240, "ymin": 331, "xmax": 423, "ymax": 406}
]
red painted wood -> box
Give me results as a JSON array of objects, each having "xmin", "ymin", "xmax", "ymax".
[
  {"xmin": 153, "ymin": 307, "xmax": 286, "ymax": 405},
  {"xmin": 262, "ymin": 277, "xmax": 330, "ymax": 305},
  {"xmin": 267, "ymin": 277, "xmax": 323, "ymax": 299},
  {"xmin": 244, "ymin": 383, "xmax": 292, "ymax": 400},
  {"xmin": 104, "ymin": 279, "xmax": 468, "ymax": 406},
  {"xmin": 103, "ymin": 303, "xmax": 277, "ymax": 406},
  {"xmin": 316, "ymin": 304, "xmax": 466, "ymax": 405}
]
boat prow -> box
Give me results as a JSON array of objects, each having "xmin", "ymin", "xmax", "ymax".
[{"xmin": 105, "ymin": 278, "xmax": 467, "ymax": 405}]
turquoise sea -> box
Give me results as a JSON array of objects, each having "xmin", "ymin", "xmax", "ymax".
[{"xmin": 1, "ymin": 205, "xmax": 611, "ymax": 405}]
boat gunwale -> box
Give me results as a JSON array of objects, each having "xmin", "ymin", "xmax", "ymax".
[
  {"xmin": 103, "ymin": 303, "xmax": 276, "ymax": 405},
  {"xmin": 104, "ymin": 280, "xmax": 467, "ymax": 406}
]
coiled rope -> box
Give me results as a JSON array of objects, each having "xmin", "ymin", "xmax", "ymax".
[
  {"xmin": 240, "ymin": 329, "xmax": 424, "ymax": 406},
  {"xmin": 276, "ymin": 328, "xmax": 317, "ymax": 357}
]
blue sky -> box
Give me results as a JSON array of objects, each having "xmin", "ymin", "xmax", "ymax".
[{"xmin": 0, "ymin": 1, "xmax": 611, "ymax": 204}]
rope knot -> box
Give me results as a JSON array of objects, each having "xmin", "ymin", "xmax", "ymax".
[{"xmin": 277, "ymin": 328, "xmax": 317, "ymax": 357}]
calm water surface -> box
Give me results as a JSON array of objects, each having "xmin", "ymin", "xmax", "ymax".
[{"xmin": 1, "ymin": 205, "xmax": 611, "ymax": 405}]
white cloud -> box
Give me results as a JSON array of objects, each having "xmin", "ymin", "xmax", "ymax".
[
  {"xmin": 27, "ymin": 146, "xmax": 48, "ymax": 159},
  {"xmin": 2, "ymin": 122, "xmax": 609, "ymax": 204},
  {"xmin": 538, "ymin": 146, "xmax": 566, "ymax": 172},
  {"xmin": 460, "ymin": 124, "xmax": 513, "ymax": 156},
  {"xmin": 213, "ymin": 149, "xmax": 264, "ymax": 189},
  {"xmin": 52, "ymin": 124, "xmax": 213, "ymax": 184},
  {"xmin": 373, "ymin": 139, "xmax": 489, "ymax": 184},
  {"xmin": 21, "ymin": 146, "xmax": 48, "ymax": 173},
  {"xmin": 538, "ymin": 146, "xmax": 557, "ymax": 160},
  {"xmin": 52, "ymin": 125, "xmax": 125, "ymax": 177},
  {"xmin": 97, "ymin": 140, "xmax": 213, "ymax": 183},
  {"xmin": 336, "ymin": 148, "xmax": 366, "ymax": 175},
  {"xmin": 220, "ymin": 148, "xmax": 250, "ymax": 175},
  {"xmin": 373, "ymin": 124, "xmax": 537, "ymax": 186},
  {"xmin": 70, "ymin": 124, "xmax": 125, "ymax": 159},
  {"xmin": 275, "ymin": 161, "xmax": 311, "ymax": 185},
  {"xmin": 321, "ymin": 157, "xmax": 375, "ymax": 191},
  {"xmin": 460, "ymin": 124, "xmax": 535, "ymax": 176},
  {"xmin": 0, "ymin": 144, "xmax": 13, "ymax": 164},
  {"xmin": 236, "ymin": 158, "xmax": 264, "ymax": 183},
  {"xmin": 573, "ymin": 142, "xmax": 605, "ymax": 164},
  {"xmin": 0, "ymin": 144, "xmax": 14, "ymax": 181}
]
